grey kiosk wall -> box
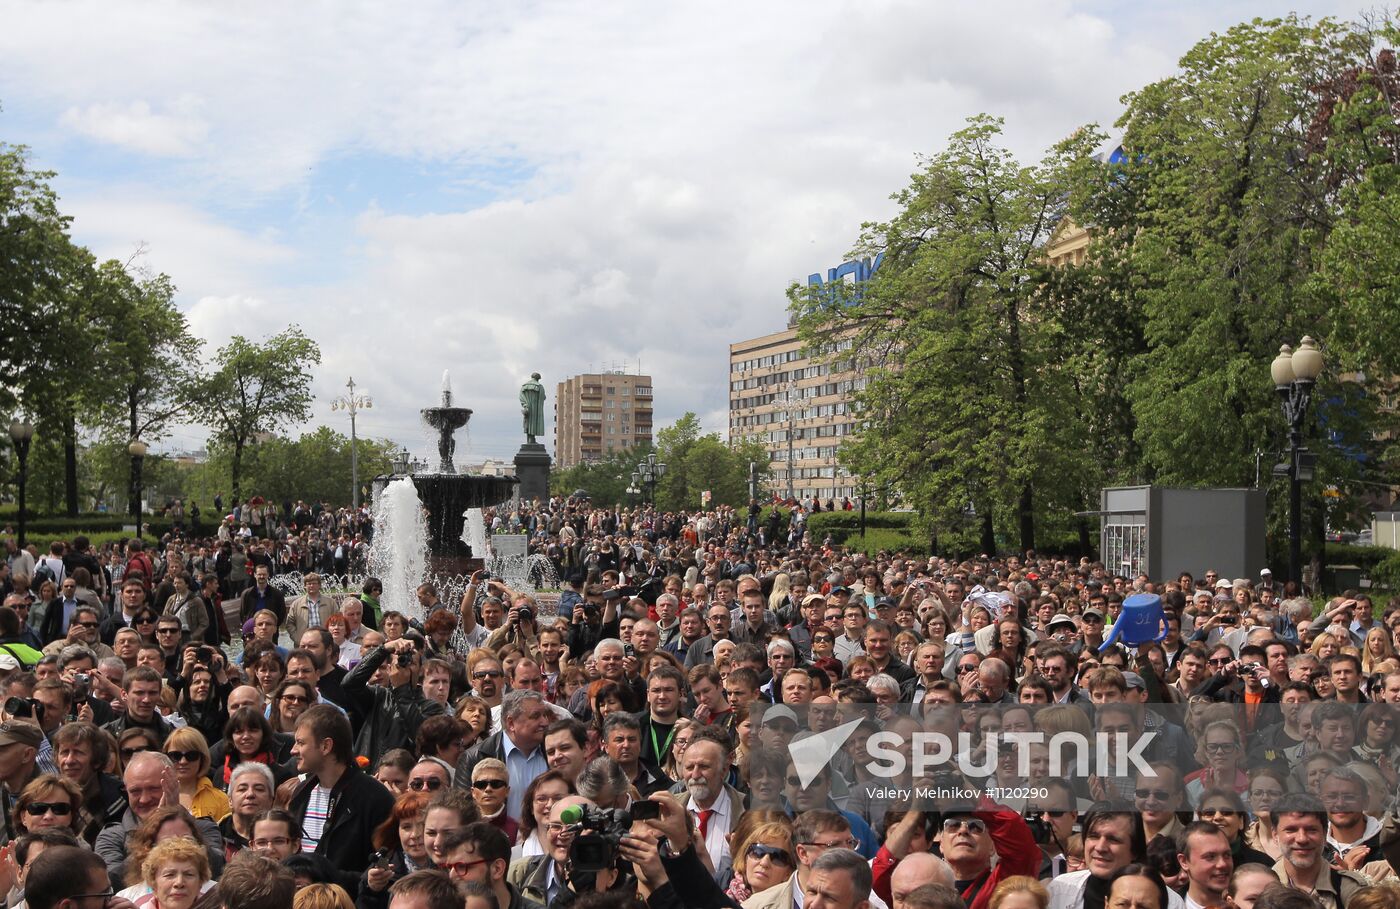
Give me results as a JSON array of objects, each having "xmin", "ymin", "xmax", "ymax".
[{"xmin": 1100, "ymin": 485, "xmax": 1266, "ymax": 581}]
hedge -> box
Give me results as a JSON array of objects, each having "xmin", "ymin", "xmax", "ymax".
[{"xmin": 1322, "ymin": 543, "xmax": 1394, "ymax": 571}]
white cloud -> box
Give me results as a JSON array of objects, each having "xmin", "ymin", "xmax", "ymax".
[
  {"xmin": 59, "ymin": 98, "xmax": 207, "ymax": 157},
  {"xmin": 0, "ymin": 0, "xmax": 1364, "ymax": 462}
]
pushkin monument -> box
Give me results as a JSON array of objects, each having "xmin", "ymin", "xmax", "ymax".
[{"xmin": 514, "ymin": 372, "xmax": 551, "ymax": 503}]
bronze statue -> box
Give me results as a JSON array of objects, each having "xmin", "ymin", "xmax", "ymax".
[{"xmin": 520, "ymin": 373, "xmax": 545, "ymax": 444}]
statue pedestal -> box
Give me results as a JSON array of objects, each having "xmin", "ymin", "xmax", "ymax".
[{"xmin": 514, "ymin": 443, "xmax": 551, "ymax": 505}]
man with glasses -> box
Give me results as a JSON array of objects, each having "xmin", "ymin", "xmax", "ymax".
[
  {"xmin": 43, "ymin": 608, "xmax": 112, "ymax": 662},
  {"xmin": 954, "ymin": 653, "xmax": 983, "ymax": 697},
  {"xmin": 439, "ymin": 823, "xmax": 533, "ymax": 909},
  {"xmin": 933, "ymin": 803, "xmax": 1038, "ymax": 909},
  {"xmin": 683, "ymin": 605, "xmax": 735, "ymax": 670},
  {"xmin": 409, "ymin": 758, "xmax": 452, "ymax": 793},
  {"xmin": 343, "ymin": 637, "xmax": 445, "ymax": 766}
]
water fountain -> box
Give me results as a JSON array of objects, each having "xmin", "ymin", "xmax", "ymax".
[
  {"xmin": 376, "ymin": 371, "xmax": 518, "ymax": 577},
  {"xmin": 367, "ymin": 478, "xmax": 429, "ymax": 619}
]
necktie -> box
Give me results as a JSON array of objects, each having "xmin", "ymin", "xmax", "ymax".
[{"xmin": 697, "ymin": 808, "xmax": 714, "ymax": 839}]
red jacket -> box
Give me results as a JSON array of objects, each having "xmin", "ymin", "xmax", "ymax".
[{"xmin": 873, "ymin": 799, "xmax": 1039, "ymax": 909}]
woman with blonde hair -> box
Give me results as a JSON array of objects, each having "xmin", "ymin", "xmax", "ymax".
[
  {"xmin": 294, "ymin": 883, "xmax": 356, "ymax": 909},
  {"xmin": 1363, "ymin": 625, "xmax": 1396, "ymax": 674},
  {"xmin": 990, "ymin": 876, "xmax": 1050, "ymax": 909},
  {"xmin": 768, "ymin": 573, "xmax": 791, "ymax": 613},
  {"xmin": 162, "ymin": 727, "xmax": 230, "ymax": 821},
  {"xmin": 725, "ymin": 817, "xmax": 795, "ymax": 902},
  {"xmin": 1186, "ymin": 722, "xmax": 1248, "ymax": 805},
  {"xmin": 1311, "ymin": 632, "xmax": 1340, "ymax": 661},
  {"xmin": 138, "ymin": 837, "xmax": 212, "ymax": 909}
]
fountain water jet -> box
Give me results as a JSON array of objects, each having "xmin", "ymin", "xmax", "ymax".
[{"xmin": 368, "ymin": 478, "xmax": 429, "ymax": 622}]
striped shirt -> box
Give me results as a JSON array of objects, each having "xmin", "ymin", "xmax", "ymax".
[{"xmin": 301, "ymin": 785, "xmax": 332, "ymax": 853}]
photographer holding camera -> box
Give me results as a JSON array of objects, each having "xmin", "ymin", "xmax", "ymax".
[
  {"xmin": 487, "ymin": 594, "xmax": 542, "ymax": 654},
  {"xmin": 343, "ymin": 637, "xmax": 447, "ymax": 766}
]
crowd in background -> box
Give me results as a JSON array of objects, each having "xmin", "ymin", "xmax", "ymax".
[{"xmin": 0, "ymin": 493, "xmax": 1395, "ymax": 909}]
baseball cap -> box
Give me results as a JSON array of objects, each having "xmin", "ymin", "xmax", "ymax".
[
  {"xmin": 760, "ymin": 704, "xmax": 800, "ymax": 729},
  {"xmin": 1215, "ymin": 579, "xmax": 1233, "ymax": 590},
  {"xmin": 1260, "ymin": 568, "xmax": 1272, "ymax": 577},
  {"xmin": 1122, "ymin": 672, "xmax": 1147, "ymax": 691},
  {"xmin": 801, "ymin": 593, "xmax": 827, "ymax": 606},
  {"xmin": 829, "ymin": 586, "xmax": 851, "ymax": 596},
  {"xmin": 0, "ymin": 720, "xmax": 43, "ymax": 748},
  {"xmin": 1082, "ymin": 608, "xmax": 1105, "ymax": 621},
  {"xmin": 875, "ymin": 597, "xmax": 898, "ymax": 611},
  {"xmin": 0, "ymin": 654, "xmax": 19, "ymax": 672}
]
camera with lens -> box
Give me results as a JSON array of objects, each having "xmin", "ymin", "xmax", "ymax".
[
  {"xmin": 196, "ymin": 646, "xmax": 214, "ymax": 666},
  {"xmin": 560, "ymin": 801, "xmax": 659, "ymax": 873},
  {"xmin": 393, "ymin": 648, "xmax": 415, "ymax": 667},
  {"xmin": 1023, "ymin": 812, "xmax": 1053, "ymax": 844},
  {"xmin": 517, "ymin": 605, "xmax": 534, "ymax": 625}
]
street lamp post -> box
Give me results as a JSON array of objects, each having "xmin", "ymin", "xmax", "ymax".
[
  {"xmin": 391, "ymin": 447, "xmax": 411, "ymax": 477},
  {"xmin": 633, "ymin": 453, "xmax": 666, "ymax": 505},
  {"xmin": 1270, "ymin": 336, "xmax": 1325, "ymax": 588},
  {"xmin": 330, "ymin": 377, "xmax": 373, "ymax": 509},
  {"xmin": 127, "ymin": 438, "xmax": 148, "ymax": 541},
  {"xmin": 786, "ymin": 379, "xmax": 797, "ymax": 501},
  {"xmin": 8, "ymin": 418, "xmax": 33, "ymax": 548}
]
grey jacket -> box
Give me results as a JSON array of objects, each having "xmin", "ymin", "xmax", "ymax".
[{"xmin": 94, "ymin": 808, "xmax": 224, "ymax": 888}]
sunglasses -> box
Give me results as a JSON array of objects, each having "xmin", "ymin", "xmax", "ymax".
[
  {"xmin": 1135, "ymin": 788, "xmax": 1173, "ymax": 802},
  {"xmin": 23, "ymin": 801, "xmax": 72, "ymax": 817},
  {"xmin": 120, "ymin": 746, "xmax": 150, "ymax": 760},
  {"xmin": 747, "ymin": 844, "xmax": 794, "ymax": 865},
  {"xmin": 942, "ymin": 818, "xmax": 987, "ymax": 834},
  {"xmin": 280, "ymin": 694, "xmax": 310, "ymax": 705},
  {"xmin": 134, "ymin": 617, "xmax": 156, "ymax": 625},
  {"xmin": 472, "ymin": 779, "xmax": 508, "ymax": 790},
  {"xmin": 157, "ymin": 627, "xmax": 182, "ymax": 635},
  {"xmin": 409, "ymin": 778, "xmax": 444, "ymax": 791},
  {"xmin": 1204, "ymin": 743, "xmax": 1238, "ymax": 754},
  {"xmin": 1199, "ymin": 807, "xmax": 1239, "ymax": 818},
  {"xmin": 73, "ymin": 621, "xmax": 99, "ymax": 629},
  {"xmin": 1208, "ymin": 658, "xmax": 1232, "ymax": 666},
  {"xmin": 471, "ymin": 670, "xmax": 503, "ymax": 681},
  {"xmin": 166, "ymin": 750, "xmax": 203, "ymax": 764},
  {"xmin": 958, "ymin": 664, "xmax": 979, "ymax": 673}
]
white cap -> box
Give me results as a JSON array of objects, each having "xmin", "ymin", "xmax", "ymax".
[{"xmin": 1260, "ymin": 568, "xmax": 1272, "ymax": 576}]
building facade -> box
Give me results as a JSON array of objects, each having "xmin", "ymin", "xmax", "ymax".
[
  {"xmin": 728, "ymin": 329, "xmax": 863, "ymax": 503},
  {"xmin": 553, "ymin": 372, "xmax": 654, "ymax": 467}
]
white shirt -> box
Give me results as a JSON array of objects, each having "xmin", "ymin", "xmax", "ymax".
[{"xmin": 687, "ymin": 785, "xmax": 732, "ymax": 874}]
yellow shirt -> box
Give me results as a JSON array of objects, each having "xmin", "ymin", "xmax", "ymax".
[{"xmin": 187, "ymin": 776, "xmax": 231, "ymax": 822}]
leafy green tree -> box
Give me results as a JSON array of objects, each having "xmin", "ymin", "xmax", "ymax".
[
  {"xmin": 792, "ymin": 117, "xmax": 1097, "ymax": 553},
  {"xmin": 245, "ymin": 426, "xmax": 395, "ymax": 505},
  {"xmin": 84, "ymin": 259, "xmax": 202, "ymax": 518},
  {"xmin": 195, "ymin": 327, "xmax": 321, "ymax": 503},
  {"xmin": 549, "ymin": 443, "xmax": 653, "ymax": 506}
]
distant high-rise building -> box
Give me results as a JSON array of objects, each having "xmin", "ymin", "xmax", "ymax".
[{"xmin": 554, "ymin": 372, "xmax": 654, "ymax": 468}]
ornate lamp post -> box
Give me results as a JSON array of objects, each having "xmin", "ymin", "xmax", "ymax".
[
  {"xmin": 330, "ymin": 377, "xmax": 372, "ymax": 509},
  {"xmin": 8, "ymin": 417, "xmax": 33, "ymax": 548},
  {"xmin": 127, "ymin": 438, "xmax": 148, "ymax": 541},
  {"xmin": 633, "ymin": 453, "xmax": 666, "ymax": 505},
  {"xmin": 1270, "ymin": 336, "xmax": 1325, "ymax": 588},
  {"xmin": 391, "ymin": 447, "xmax": 412, "ymax": 477}
]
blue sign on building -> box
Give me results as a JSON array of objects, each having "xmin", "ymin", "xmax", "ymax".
[{"xmin": 807, "ymin": 251, "xmax": 883, "ymax": 291}]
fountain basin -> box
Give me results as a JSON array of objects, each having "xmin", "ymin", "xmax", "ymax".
[{"xmin": 411, "ymin": 473, "xmax": 518, "ymax": 574}]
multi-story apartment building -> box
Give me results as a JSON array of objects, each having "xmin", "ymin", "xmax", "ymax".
[{"xmin": 554, "ymin": 372, "xmax": 654, "ymax": 467}]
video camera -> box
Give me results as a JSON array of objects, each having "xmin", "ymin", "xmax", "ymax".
[{"xmin": 558, "ymin": 801, "xmax": 659, "ymax": 873}]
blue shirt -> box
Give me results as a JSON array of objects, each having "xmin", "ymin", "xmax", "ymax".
[{"xmin": 502, "ymin": 732, "xmax": 548, "ymax": 819}]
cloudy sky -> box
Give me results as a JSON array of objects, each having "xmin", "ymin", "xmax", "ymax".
[{"xmin": 0, "ymin": 0, "xmax": 1359, "ymax": 466}]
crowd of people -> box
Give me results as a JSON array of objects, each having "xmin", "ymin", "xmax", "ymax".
[{"xmin": 0, "ymin": 494, "xmax": 1397, "ymax": 909}]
